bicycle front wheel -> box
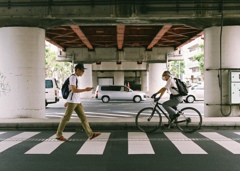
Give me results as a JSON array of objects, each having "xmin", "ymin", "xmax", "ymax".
[
  {"xmin": 175, "ymin": 107, "xmax": 202, "ymax": 133},
  {"xmin": 135, "ymin": 107, "xmax": 162, "ymax": 133}
]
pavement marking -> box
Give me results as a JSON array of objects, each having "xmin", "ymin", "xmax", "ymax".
[
  {"xmin": 25, "ymin": 132, "xmax": 75, "ymax": 154},
  {"xmin": 164, "ymin": 132, "xmax": 207, "ymax": 154},
  {"xmin": 234, "ymin": 132, "xmax": 240, "ymax": 136},
  {"xmin": 0, "ymin": 132, "xmax": 6, "ymax": 135},
  {"xmin": 128, "ymin": 132, "xmax": 155, "ymax": 155},
  {"xmin": 85, "ymin": 112, "xmax": 132, "ymax": 117},
  {"xmin": 200, "ymin": 132, "xmax": 240, "ymax": 154},
  {"xmin": 77, "ymin": 133, "xmax": 110, "ymax": 155},
  {"xmin": 0, "ymin": 132, "xmax": 40, "ymax": 153}
]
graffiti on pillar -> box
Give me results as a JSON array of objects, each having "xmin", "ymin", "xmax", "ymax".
[{"xmin": 0, "ymin": 72, "xmax": 11, "ymax": 97}]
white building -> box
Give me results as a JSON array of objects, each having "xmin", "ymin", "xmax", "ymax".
[{"xmin": 181, "ymin": 36, "xmax": 204, "ymax": 84}]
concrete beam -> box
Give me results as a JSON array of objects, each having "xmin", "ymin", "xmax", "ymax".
[
  {"xmin": 57, "ymin": 47, "xmax": 174, "ymax": 63},
  {"xmin": 0, "ymin": 1, "xmax": 240, "ymax": 28},
  {"xmin": 117, "ymin": 25, "xmax": 125, "ymax": 50},
  {"xmin": 147, "ymin": 25, "xmax": 172, "ymax": 49},
  {"xmin": 70, "ymin": 25, "xmax": 93, "ymax": 50}
]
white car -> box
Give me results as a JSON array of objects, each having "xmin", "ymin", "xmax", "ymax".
[
  {"xmin": 184, "ymin": 84, "xmax": 204, "ymax": 103},
  {"xmin": 95, "ymin": 85, "xmax": 146, "ymax": 103},
  {"xmin": 45, "ymin": 78, "xmax": 60, "ymax": 106}
]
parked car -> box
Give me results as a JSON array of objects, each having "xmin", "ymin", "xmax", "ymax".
[
  {"xmin": 95, "ymin": 85, "xmax": 147, "ymax": 103},
  {"xmin": 184, "ymin": 84, "xmax": 204, "ymax": 103},
  {"xmin": 45, "ymin": 78, "xmax": 60, "ymax": 106}
]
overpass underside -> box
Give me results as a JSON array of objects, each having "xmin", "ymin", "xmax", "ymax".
[{"xmin": 0, "ymin": 0, "xmax": 240, "ymax": 63}]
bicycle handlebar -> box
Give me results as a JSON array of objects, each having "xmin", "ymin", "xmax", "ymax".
[{"xmin": 151, "ymin": 94, "xmax": 161, "ymax": 102}]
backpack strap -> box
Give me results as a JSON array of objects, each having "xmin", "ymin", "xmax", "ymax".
[
  {"xmin": 171, "ymin": 78, "xmax": 179, "ymax": 92},
  {"xmin": 70, "ymin": 74, "xmax": 78, "ymax": 100}
]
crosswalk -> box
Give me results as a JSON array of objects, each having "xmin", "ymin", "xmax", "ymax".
[{"xmin": 1, "ymin": 131, "xmax": 240, "ymax": 155}]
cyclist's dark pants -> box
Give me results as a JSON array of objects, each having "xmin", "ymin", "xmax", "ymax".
[{"xmin": 162, "ymin": 95, "xmax": 183, "ymax": 120}]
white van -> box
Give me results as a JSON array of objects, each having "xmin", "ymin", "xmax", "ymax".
[
  {"xmin": 95, "ymin": 85, "xmax": 146, "ymax": 103},
  {"xmin": 45, "ymin": 78, "xmax": 60, "ymax": 106}
]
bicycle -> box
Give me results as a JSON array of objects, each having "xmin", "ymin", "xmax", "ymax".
[{"xmin": 135, "ymin": 96, "xmax": 202, "ymax": 133}]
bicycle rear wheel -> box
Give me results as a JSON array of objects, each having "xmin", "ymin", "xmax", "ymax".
[
  {"xmin": 135, "ymin": 107, "xmax": 162, "ymax": 133},
  {"xmin": 175, "ymin": 107, "xmax": 202, "ymax": 133}
]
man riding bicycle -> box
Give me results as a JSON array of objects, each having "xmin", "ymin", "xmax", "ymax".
[{"xmin": 152, "ymin": 71, "xmax": 183, "ymax": 123}]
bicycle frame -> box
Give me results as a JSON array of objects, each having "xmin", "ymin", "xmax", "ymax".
[
  {"xmin": 151, "ymin": 101, "xmax": 171, "ymax": 121},
  {"xmin": 151, "ymin": 101, "xmax": 187, "ymax": 124}
]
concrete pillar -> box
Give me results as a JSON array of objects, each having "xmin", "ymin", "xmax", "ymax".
[
  {"xmin": 92, "ymin": 71, "xmax": 98, "ymax": 91},
  {"xmin": 79, "ymin": 64, "xmax": 93, "ymax": 98},
  {"xmin": 141, "ymin": 71, "xmax": 148, "ymax": 92},
  {"xmin": 204, "ymin": 26, "xmax": 240, "ymax": 117},
  {"xmin": 148, "ymin": 63, "xmax": 167, "ymax": 97},
  {"xmin": 0, "ymin": 27, "xmax": 45, "ymax": 118},
  {"xmin": 114, "ymin": 72, "xmax": 124, "ymax": 85}
]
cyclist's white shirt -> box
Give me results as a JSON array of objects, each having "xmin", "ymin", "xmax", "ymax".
[
  {"xmin": 164, "ymin": 77, "xmax": 179, "ymax": 95},
  {"xmin": 67, "ymin": 74, "xmax": 81, "ymax": 104}
]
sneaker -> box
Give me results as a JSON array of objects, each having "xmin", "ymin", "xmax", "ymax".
[
  {"xmin": 164, "ymin": 124, "xmax": 174, "ymax": 129},
  {"xmin": 56, "ymin": 136, "xmax": 67, "ymax": 141},
  {"xmin": 90, "ymin": 132, "xmax": 101, "ymax": 140}
]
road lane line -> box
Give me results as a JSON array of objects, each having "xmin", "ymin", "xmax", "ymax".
[
  {"xmin": 25, "ymin": 132, "xmax": 75, "ymax": 154},
  {"xmin": 0, "ymin": 132, "xmax": 40, "ymax": 153},
  {"xmin": 200, "ymin": 132, "xmax": 240, "ymax": 154},
  {"xmin": 77, "ymin": 133, "xmax": 110, "ymax": 155},
  {"xmin": 165, "ymin": 132, "xmax": 207, "ymax": 154},
  {"xmin": 0, "ymin": 132, "xmax": 6, "ymax": 135},
  {"xmin": 128, "ymin": 132, "xmax": 154, "ymax": 154}
]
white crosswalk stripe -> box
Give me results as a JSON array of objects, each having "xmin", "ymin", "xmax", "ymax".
[
  {"xmin": 1, "ymin": 131, "xmax": 240, "ymax": 155},
  {"xmin": 200, "ymin": 132, "xmax": 240, "ymax": 154},
  {"xmin": 0, "ymin": 132, "xmax": 40, "ymax": 153},
  {"xmin": 25, "ymin": 132, "xmax": 75, "ymax": 154},
  {"xmin": 128, "ymin": 132, "xmax": 154, "ymax": 154},
  {"xmin": 164, "ymin": 132, "xmax": 207, "ymax": 154},
  {"xmin": 77, "ymin": 133, "xmax": 110, "ymax": 155}
]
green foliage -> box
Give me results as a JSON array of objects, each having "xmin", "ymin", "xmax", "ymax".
[
  {"xmin": 193, "ymin": 43, "xmax": 204, "ymax": 74},
  {"xmin": 45, "ymin": 47, "xmax": 72, "ymax": 86},
  {"xmin": 169, "ymin": 61, "xmax": 185, "ymax": 78}
]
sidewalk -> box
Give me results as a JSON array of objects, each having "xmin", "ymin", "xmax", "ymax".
[{"xmin": 0, "ymin": 116, "xmax": 240, "ymax": 130}]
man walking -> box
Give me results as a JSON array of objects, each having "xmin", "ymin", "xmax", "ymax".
[{"xmin": 56, "ymin": 63, "xmax": 101, "ymax": 141}]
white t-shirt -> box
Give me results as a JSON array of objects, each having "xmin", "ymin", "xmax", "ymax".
[
  {"xmin": 67, "ymin": 74, "xmax": 81, "ymax": 103},
  {"xmin": 164, "ymin": 77, "xmax": 179, "ymax": 95}
]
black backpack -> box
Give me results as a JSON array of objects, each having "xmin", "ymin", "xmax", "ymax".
[
  {"xmin": 172, "ymin": 78, "xmax": 188, "ymax": 96},
  {"xmin": 61, "ymin": 74, "xmax": 78, "ymax": 99}
]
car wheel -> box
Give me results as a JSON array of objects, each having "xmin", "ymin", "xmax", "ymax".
[
  {"xmin": 102, "ymin": 96, "xmax": 110, "ymax": 103},
  {"xmin": 186, "ymin": 95, "xmax": 195, "ymax": 103},
  {"xmin": 133, "ymin": 96, "xmax": 141, "ymax": 103}
]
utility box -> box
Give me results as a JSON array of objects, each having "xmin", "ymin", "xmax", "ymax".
[{"xmin": 229, "ymin": 71, "xmax": 240, "ymax": 104}]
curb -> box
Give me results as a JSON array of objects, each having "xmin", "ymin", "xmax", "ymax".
[{"xmin": 1, "ymin": 122, "xmax": 240, "ymax": 131}]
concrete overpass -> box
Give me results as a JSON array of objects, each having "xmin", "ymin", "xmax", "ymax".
[{"xmin": 0, "ymin": 0, "xmax": 240, "ymax": 118}]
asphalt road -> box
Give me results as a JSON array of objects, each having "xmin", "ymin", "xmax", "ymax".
[
  {"xmin": 0, "ymin": 130, "xmax": 240, "ymax": 171},
  {"xmin": 46, "ymin": 98, "xmax": 204, "ymax": 119}
]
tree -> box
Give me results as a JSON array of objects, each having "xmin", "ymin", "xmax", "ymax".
[
  {"xmin": 193, "ymin": 43, "xmax": 204, "ymax": 79},
  {"xmin": 45, "ymin": 47, "xmax": 72, "ymax": 86},
  {"xmin": 169, "ymin": 61, "xmax": 185, "ymax": 78}
]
